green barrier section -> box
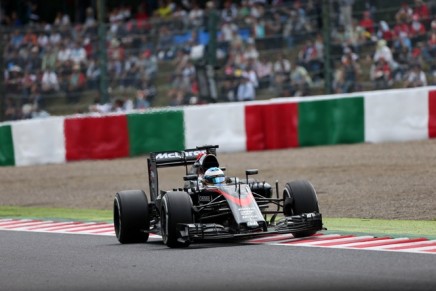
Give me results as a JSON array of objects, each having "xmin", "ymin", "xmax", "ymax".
[
  {"xmin": 0, "ymin": 125, "xmax": 15, "ymax": 166},
  {"xmin": 298, "ymin": 97, "xmax": 365, "ymax": 146},
  {"xmin": 127, "ymin": 109, "xmax": 185, "ymax": 155}
]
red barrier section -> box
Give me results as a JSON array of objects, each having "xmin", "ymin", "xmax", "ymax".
[
  {"xmin": 245, "ymin": 105, "xmax": 264, "ymax": 151},
  {"xmin": 65, "ymin": 115, "xmax": 129, "ymax": 161},
  {"xmin": 245, "ymin": 103, "xmax": 298, "ymax": 151},
  {"xmin": 429, "ymin": 90, "xmax": 436, "ymax": 138}
]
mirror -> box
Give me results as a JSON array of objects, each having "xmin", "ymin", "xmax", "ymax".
[
  {"xmin": 183, "ymin": 174, "xmax": 198, "ymax": 181},
  {"xmin": 246, "ymin": 169, "xmax": 258, "ymax": 175},
  {"xmin": 245, "ymin": 169, "xmax": 258, "ymax": 184}
]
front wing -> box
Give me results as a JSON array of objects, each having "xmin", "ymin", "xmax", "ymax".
[{"xmin": 176, "ymin": 212, "xmax": 324, "ymax": 243}]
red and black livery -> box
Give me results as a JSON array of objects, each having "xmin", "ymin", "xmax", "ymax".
[{"xmin": 113, "ymin": 145, "xmax": 324, "ymax": 248}]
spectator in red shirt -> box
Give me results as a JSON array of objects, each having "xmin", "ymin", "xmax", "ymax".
[
  {"xmin": 428, "ymin": 32, "xmax": 436, "ymax": 47},
  {"xmin": 370, "ymin": 57, "xmax": 392, "ymax": 89},
  {"xmin": 410, "ymin": 14, "xmax": 426, "ymax": 37},
  {"xmin": 359, "ymin": 10, "xmax": 374, "ymax": 35},
  {"xmin": 413, "ymin": 0, "xmax": 430, "ymax": 22},
  {"xmin": 411, "ymin": 42, "xmax": 424, "ymax": 61},
  {"xmin": 377, "ymin": 21, "xmax": 394, "ymax": 41},
  {"xmin": 135, "ymin": 3, "xmax": 150, "ymax": 31}
]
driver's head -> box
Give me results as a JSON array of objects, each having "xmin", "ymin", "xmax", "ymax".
[{"xmin": 203, "ymin": 167, "xmax": 225, "ymax": 185}]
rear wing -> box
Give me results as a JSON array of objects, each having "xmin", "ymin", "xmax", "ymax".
[{"xmin": 147, "ymin": 145, "xmax": 218, "ymax": 201}]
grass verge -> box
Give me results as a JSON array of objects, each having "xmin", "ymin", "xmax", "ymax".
[
  {"xmin": 323, "ymin": 218, "xmax": 436, "ymax": 239},
  {"xmin": 0, "ymin": 206, "xmax": 112, "ymax": 222}
]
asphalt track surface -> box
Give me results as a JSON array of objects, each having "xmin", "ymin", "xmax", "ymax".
[{"xmin": 1, "ymin": 231, "xmax": 435, "ymax": 291}]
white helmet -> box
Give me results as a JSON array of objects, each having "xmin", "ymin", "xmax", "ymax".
[{"xmin": 203, "ymin": 167, "xmax": 225, "ymax": 185}]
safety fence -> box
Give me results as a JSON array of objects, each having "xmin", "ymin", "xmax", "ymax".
[{"xmin": 1, "ymin": 86, "xmax": 436, "ymax": 166}]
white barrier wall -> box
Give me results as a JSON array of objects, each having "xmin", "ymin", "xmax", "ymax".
[
  {"xmin": 2, "ymin": 87, "xmax": 435, "ymax": 167},
  {"xmin": 11, "ymin": 117, "xmax": 66, "ymax": 166},
  {"xmin": 364, "ymin": 88, "xmax": 429, "ymax": 143},
  {"xmin": 184, "ymin": 103, "xmax": 247, "ymax": 152}
]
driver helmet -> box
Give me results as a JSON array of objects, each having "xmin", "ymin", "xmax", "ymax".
[{"xmin": 203, "ymin": 167, "xmax": 225, "ymax": 185}]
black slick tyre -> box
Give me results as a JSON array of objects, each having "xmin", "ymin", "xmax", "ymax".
[
  {"xmin": 114, "ymin": 190, "xmax": 150, "ymax": 244},
  {"xmin": 161, "ymin": 191, "xmax": 193, "ymax": 248},
  {"xmin": 283, "ymin": 180, "xmax": 319, "ymax": 237}
]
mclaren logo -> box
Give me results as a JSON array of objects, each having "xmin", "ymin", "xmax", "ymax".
[
  {"xmin": 156, "ymin": 152, "xmax": 182, "ymax": 159},
  {"xmin": 155, "ymin": 150, "xmax": 206, "ymax": 160}
]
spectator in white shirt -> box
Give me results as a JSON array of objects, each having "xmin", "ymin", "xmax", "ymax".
[
  {"xmin": 49, "ymin": 31, "xmax": 61, "ymax": 45},
  {"xmin": 404, "ymin": 64, "xmax": 427, "ymax": 87},
  {"xmin": 243, "ymin": 42, "xmax": 259, "ymax": 61},
  {"xmin": 374, "ymin": 39, "xmax": 397, "ymax": 69},
  {"xmin": 69, "ymin": 42, "xmax": 87, "ymax": 65},
  {"xmin": 221, "ymin": 1, "xmax": 238, "ymax": 22},
  {"xmin": 220, "ymin": 21, "xmax": 238, "ymax": 42},
  {"xmin": 237, "ymin": 76, "xmax": 256, "ymax": 101},
  {"xmin": 41, "ymin": 69, "xmax": 60, "ymax": 92},
  {"xmin": 245, "ymin": 65, "xmax": 259, "ymax": 88},
  {"xmin": 84, "ymin": 7, "xmax": 97, "ymax": 29},
  {"xmin": 57, "ymin": 43, "xmax": 71, "ymax": 65},
  {"xmin": 189, "ymin": 3, "xmax": 204, "ymax": 28},
  {"xmin": 37, "ymin": 33, "xmax": 49, "ymax": 47},
  {"xmin": 89, "ymin": 97, "xmax": 112, "ymax": 114},
  {"xmin": 255, "ymin": 57, "xmax": 273, "ymax": 89}
]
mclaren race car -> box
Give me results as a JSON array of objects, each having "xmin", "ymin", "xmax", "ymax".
[{"xmin": 113, "ymin": 145, "xmax": 324, "ymax": 248}]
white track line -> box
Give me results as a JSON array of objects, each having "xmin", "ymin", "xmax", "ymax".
[{"xmin": 364, "ymin": 239, "xmax": 432, "ymax": 250}]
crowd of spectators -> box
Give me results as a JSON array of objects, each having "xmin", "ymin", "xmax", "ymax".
[
  {"xmin": 2, "ymin": 0, "xmax": 436, "ymax": 121},
  {"xmin": 330, "ymin": 0, "xmax": 436, "ymax": 93}
]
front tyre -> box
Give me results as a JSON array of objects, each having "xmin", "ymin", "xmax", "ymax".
[
  {"xmin": 161, "ymin": 191, "xmax": 193, "ymax": 248},
  {"xmin": 114, "ymin": 190, "xmax": 150, "ymax": 244},
  {"xmin": 283, "ymin": 180, "xmax": 320, "ymax": 238}
]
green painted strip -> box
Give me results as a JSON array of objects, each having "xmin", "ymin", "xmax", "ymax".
[
  {"xmin": 323, "ymin": 218, "xmax": 436, "ymax": 239},
  {"xmin": 298, "ymin": 97, "xmax": 365, "ymax": 146},
  {"xmin": 0, "ymin": 125, "xmax": 15, "ymax": 166},
  {"xmin": 127, "ymin": 109, "xmax": 185, "ymax": 156},
  {"xmin": 0, "ymin": 206, "xmax": 112, "ymax": 222}
]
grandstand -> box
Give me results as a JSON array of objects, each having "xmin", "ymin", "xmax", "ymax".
[{"xmin": 1, "ymin": 0, "xmax": 436, "ymax": 120}]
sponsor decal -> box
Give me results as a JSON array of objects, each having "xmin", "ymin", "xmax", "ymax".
[
  {"xmin": 155, "ymin": 150, "xmax": 206, "ymax": 160},
  {"xmin": 155, "ymin": 152, "xmax": 182, "ymax": 159},
  {"xmin": 185, "ymin": 150, "xmax": 207, "ymax": 157},
  {"xmin": 238, "ymin": 207, "xmax": 259, "ymax": 221},
  {"xmin": 199, "ymin": 195, "xmax": 211, "ymax": 202}
]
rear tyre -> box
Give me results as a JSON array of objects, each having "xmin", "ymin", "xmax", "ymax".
[
  {"xmin": 161, "ymin": 191, "xmax": 193, "ymax": 248},
  {"xmin": 283, "ymin": 180, "xmax": 320, "ymax": 238},
  {"xmin": 114, "ymin": 190, "xmax": 150, "ymax": 244}
]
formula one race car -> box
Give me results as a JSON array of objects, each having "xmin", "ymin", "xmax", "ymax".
[{"xmin": 113, "ymin": 145, "xmax": 324, "ymax": 248}]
